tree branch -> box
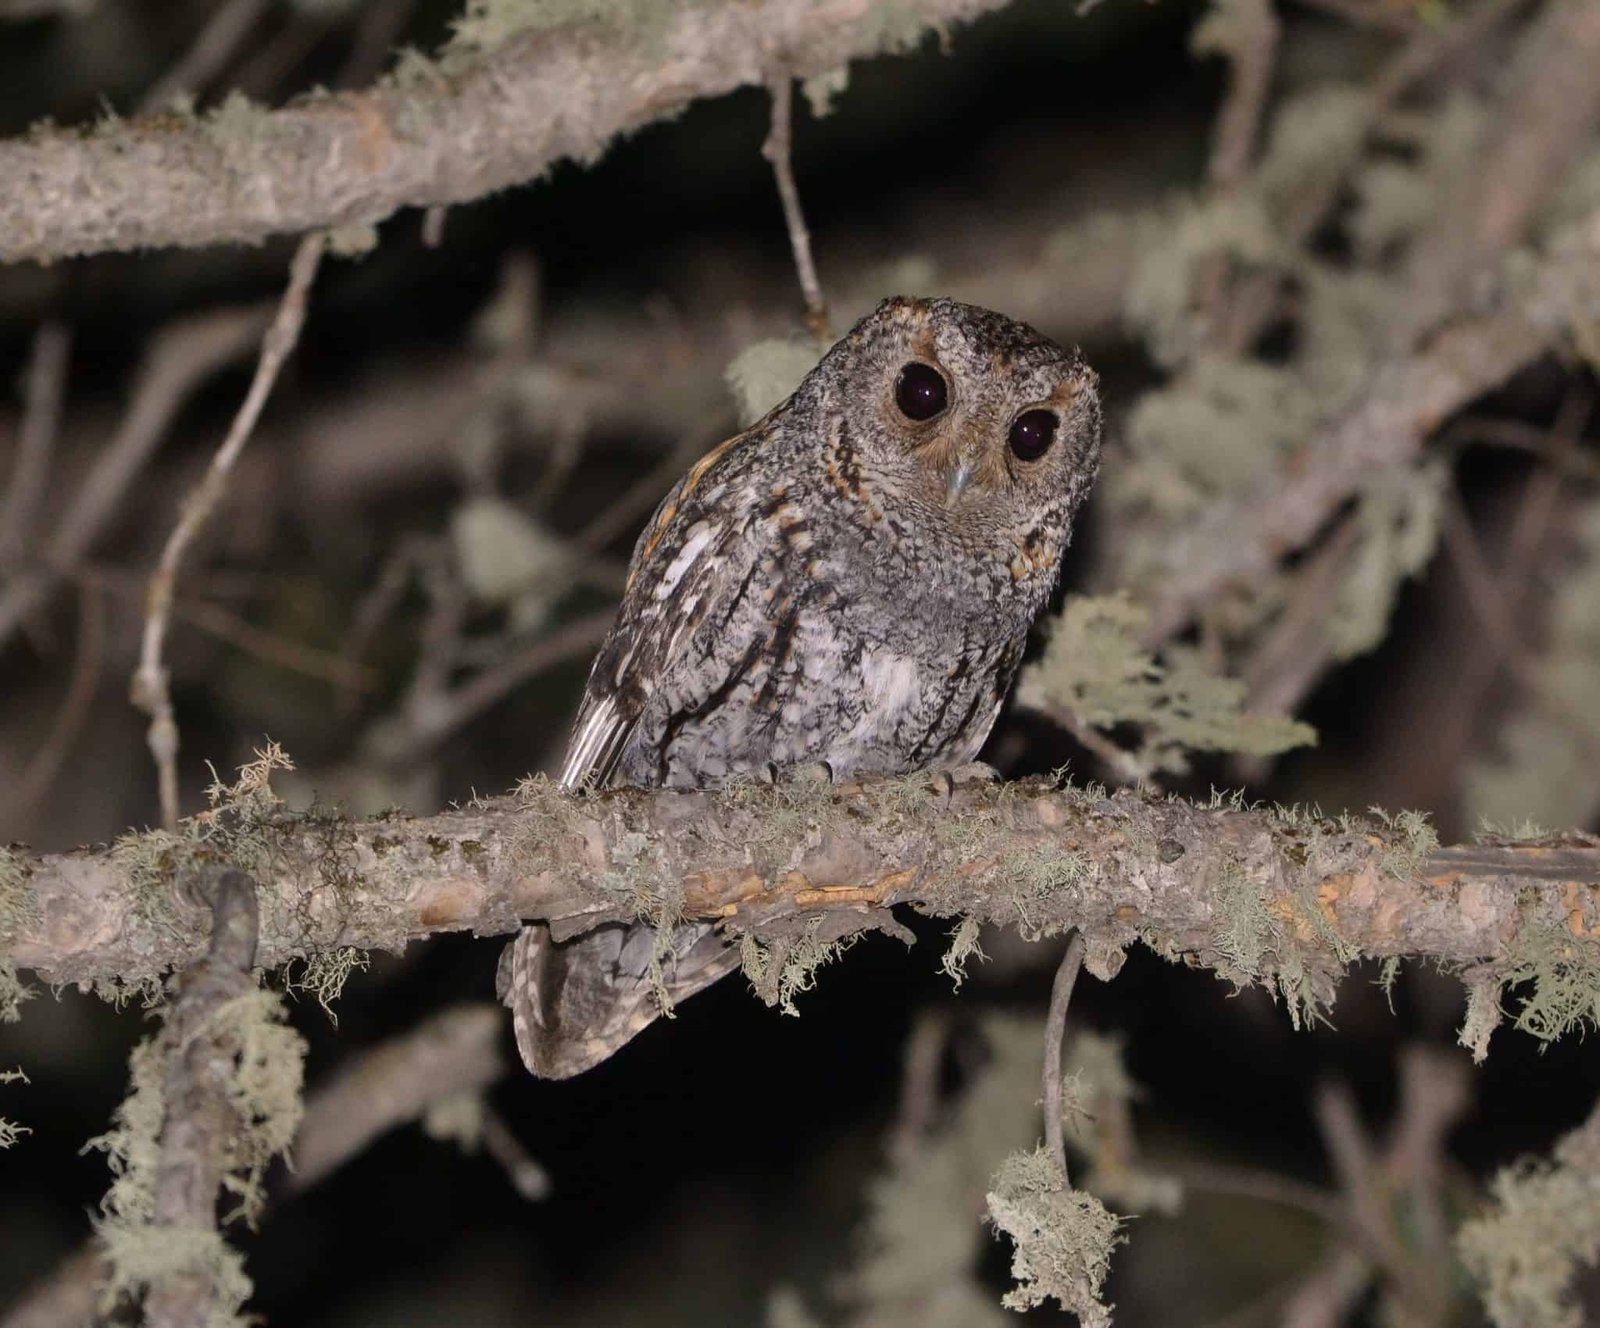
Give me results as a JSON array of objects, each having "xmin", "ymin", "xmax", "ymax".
[
  {"xmin": 4, "ymin": 777, "xmax": 1598, "ymax": 1006},
  {"xmin": 0, "ymin": 0, "xmax": 1016, "ymax": 265},
  {"xmin": 131, "ymin": 233, "xmax": 325, "ymax": 831},
  {"xmin": 142, "ymin": 869, "xmax": 260, "ymax": 1328}
]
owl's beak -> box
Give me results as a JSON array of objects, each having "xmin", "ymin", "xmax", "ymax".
[{"xmin": 944, "ymin": 459, "xmax": 975, "ymax": 508}]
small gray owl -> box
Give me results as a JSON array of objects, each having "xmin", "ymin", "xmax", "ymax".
[{"xmin": 499, "ymin": 296, "xmax": 1101, "ymax": 1077}]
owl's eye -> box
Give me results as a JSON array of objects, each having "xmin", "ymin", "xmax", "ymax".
[
  {"xmin": 1008, "ymin": 409, "xmax": 1058, "ymax": 461},
  {"xmin": 894, "ymin": 362, "xmax": 948, "ymax": 421}
]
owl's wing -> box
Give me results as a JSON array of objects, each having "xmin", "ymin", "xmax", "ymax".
[
  {"xmin": 511, "ymin": 437, "xmax": 769, "ymax": 1079},
  {"xmin": 557, "ymin": 432, "xmax": 764, "ymax": 792}
]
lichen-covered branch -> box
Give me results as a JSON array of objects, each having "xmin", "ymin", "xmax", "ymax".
[
  {"xmin": 138, "ymin": 870, "xmax": 264, "ymax": 1328},
  {"xmin": 79, "ymin": 869, "xmax": 305, "ymax": 1328},
  {"xmin": 4, "ymin": 775, "xmax": 1599, "ymax": 1039},
  {"xmin": 1138, "ymin": 291, "xmax": 1562, "ymax": 644},
  {"xmin": 0, "ymin": 0, "xmax": 1016, "ymax": 265},
  {"xmin": 3, "ymin": 1003, "xmax": 507, "ymax": 1328}
]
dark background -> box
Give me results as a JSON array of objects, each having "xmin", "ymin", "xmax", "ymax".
[{"xmin": 2, "ymin": 1, "xmax": 1598, "ymax": 1324}]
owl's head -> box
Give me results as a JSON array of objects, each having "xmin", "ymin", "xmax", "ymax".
[{"xmin": 801, "ymin": 296, "xmax": 1101, "ymax": 557}]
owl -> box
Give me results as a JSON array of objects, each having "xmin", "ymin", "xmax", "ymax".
[{"xmin": 499, "ymin": 296, "xmax": 1102, "ymax": 1077}]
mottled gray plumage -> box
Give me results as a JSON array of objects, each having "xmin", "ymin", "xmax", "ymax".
[{"xmin": 499, "ymin": 296, "xmax": 1101, "ymax": 1077}]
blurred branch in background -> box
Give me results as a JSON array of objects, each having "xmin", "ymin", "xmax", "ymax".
[
  {"xmin": 0, "ymin": 305, "xmax": 271, "ymax": 650},
  {"xmin": 132, "ymin": 233, "xmax": 326, "ymax": 831},
  {"xmin": 1, "ymin": 0, "xmax": 1599, "ymax": 1324},
  {"xmin": 0, "ymin": 0, "xmax": 1020, "ymax": 263}
]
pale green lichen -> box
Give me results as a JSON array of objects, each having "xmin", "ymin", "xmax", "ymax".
[
  {"xmin": 1477, "ymin": 817, "xmax": 1555, "ymax": 844},
  {"xmin": 1123, "ymin": 202, "xmax": 1282, "ymax": 371},
  {"xmin": 109, "ymin": 742, "xmax": 303, "ymax": 953},
  {"xmin": 844, "ymin": 1014, "xmax": 1044, "ymax": 1326},
  {"xmin": 1004, "ymin": 842, "xmax": 1090, "ymax": 939},
  {"xmin": 284, "ymin": 947, "xmax": 369, "ymax": 1024},
  {"xmin": 0, "ymin": 960, "xmax": 30, "ymax": 1025},
  {"xmin": 1459, "ymin": 1114, "xmax": 1600, "ymax": 1328},
  {"xmin": 422, "ymin": 1091, "xmax": 485, "ymax": 1149},
  {"xmin": 1019, "ymin": 594, "xmax": 1316, "ymax": 778},
  {"xmin": 2, "ymin": 843, "xmax": 40, "ymax": 1023},
  {"xmin": 203, "ymin": 90, "xmax": 276, "ymax": 148},
  {"xmin": 1377, "ymin": 956, "xmax": 1402, "ymax": 1012},
  {"xmin": 1464, "ymin": 499, "xmax": 1600, "ymax": 833},
  {"xmin": 739, "ymin": 917, "xmax": 856, "ymax": 1018},
  {"xmin": 1213, "ymin": 860, "xmax": 1341, "ymax": 1031},
  {"xmin": 1118, "ymin": 355, "xmax": 1322, "ymax": 519},
  {"xmin": 86, "ymin": 985, "xmax": 306, "ymax": 1325},
  {"xmin": 1216, "ymin": 863, "xmax": 1272, "ymax": 975},
  {"xmin": 1370, "ymin": 806, "xmax": 1440, "ymax": 880},
  {"xmin": 0, "ymin": 844, "xmax": 34, "ymax": 932},
  {"xmin": 939, "ymin": 916, "xmax": 986, "ymax": 991},
  {"xmin": 801, "ymin": 66, "xmax": 849, "ymax": 118},
  {"xmin": 1460, "ymin": 975, "xmax": 1505, "ymax": 1064},
  {"xmin": 324, "ymin": 222, "xmax": 380, "ymax": 258},
  {"xmin": 1327, "ymin": 461, "xmax": 1447, "ymax": 661},
  {"xmin": 1501, "ymin": 915, "xmax": 1600, "ymax": 1046},
  {"xmin": 1, "ymin": 1066, "xmax": 28, "ymax": 1149},
  {"xmin": 765, "ymin": 1286, "xmax": 825, "ymax": 1328},
  {"xmin": 726, "ymin": 338, "xmax": 823, "ymax": 427},
  {"xmin": 985, "ymin": 1146, "xmax": 1124, "ymax": 1322}
]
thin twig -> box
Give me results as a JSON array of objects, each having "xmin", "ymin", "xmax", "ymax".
[
  {"xmin": 286, "ymin": 1004, "xmax": 505, "ymax": 1194},
  {"xmin": 174, "ymin": 597, "xmax": 379, "ymax": 691},
  {"xmin": 0, "ymin": 320, "xmax": 70, "ymax": 571},
  {"xmin": 889, "ymin": 1007, "xmax": 953, "ymax": 1162},
  {"xmin": 1042, "ymin": 930, "xmax": 1087, "ymax": 1183},
  {"xmin": 574, "ymin": 437, "xmax": 705, "ymax": 554},
  {"xmin": 479, "ymin": 1106, "xmax": 552, "ymax": 1201},
  {"xmin": 420, "ymin": 205, "xmax": 447, "ymax": 249},
  {"xmin": 1057, "ymin": 709, "xmax": 1153, "ymax": 789},
  {"xmin": 1206, "ymin": 0, "xmax": 1280, "ymax": 195},
  {"xmin": 1277, "ymin": 1248, "xmax": 1372, "ymax": 1328},
  {"xmin": 10, "ymin": 582, "xmax": 106, "ymax": 825},
  {"xmin": 137, "ymin": 0, "xmax": 273, "ymax": 115},
  {"xmin": 334, "ymin": 0, "xmax": 420, "ymax": 89},
  {"xmin": 335, "ymin": 535, "xmax": 431, "ymax": 719},
  {"xmin": 0, "ymin": 306, "xmax": 271, "ymax": 652},
  {"xmin": 361, "ymin": 608, "xmax": 616, "ymax": 765},
  {"xmin": 762, "ymin": 77, "xmax": 830, "ymax": 341},
  {"xmin": 1290, "ymin": 0, "xmax": 1418, "ymax": 32},
  {"xmin": 131, "ymin": 234, "xmax": 326, "ymax": 831},
  {"xmin": 1440, "ymin": 489, "xmax": 1537, "ymax": 682},
  {"xmin": 1196, "ymin": 0, "xmax": 1279, "ymax": 335},
  {"xmin": 1172, "ymin": 1161, "xmax": 1343, "ymax": 1224}
]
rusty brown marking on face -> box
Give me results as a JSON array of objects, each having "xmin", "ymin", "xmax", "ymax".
[{"xmin": 907, "ymin": 322, "xmax": 941, "ymax": 367}]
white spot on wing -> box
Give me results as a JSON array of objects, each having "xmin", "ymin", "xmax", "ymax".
[
  {"xmin": 559, "ymin": 695, "xmax": 621, "ymax": 791},
  {"xmin": 655, "ymin": 524, "xmax": 714, "ymax": 599}
]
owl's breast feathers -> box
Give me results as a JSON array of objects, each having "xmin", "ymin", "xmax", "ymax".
[{"xmin": 560, "ymin": 414, "xmax": 1048, "ymax": 795}]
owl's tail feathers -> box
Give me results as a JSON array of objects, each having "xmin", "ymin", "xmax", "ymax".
[{"xmin": 497, "ymin": 921, "xmax": 743, "ymax": 1078}]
